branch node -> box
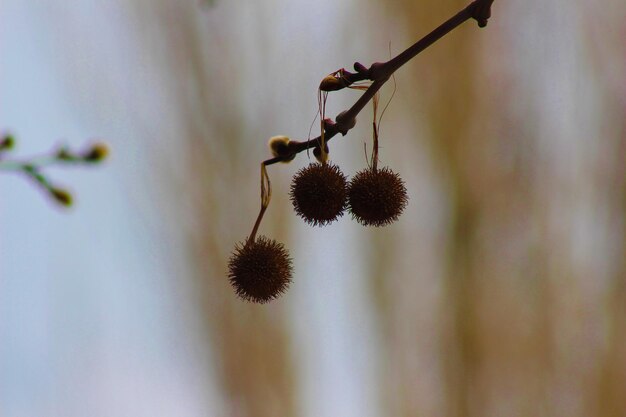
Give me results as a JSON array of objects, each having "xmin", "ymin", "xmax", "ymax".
[
  {"xmin": 369, "ymin": 62, "xmax": 388, "ymax": 81},
  {"xmin": 335, "ymin": 111, "xmax": 356, "ymax": 135},
  {"xmin": 470, "ymin": 0, "xmax": 494, "ymax": 28},
  {"xmin": 354, "ymin": 62, "xmax": 368, "ymax": 73}
]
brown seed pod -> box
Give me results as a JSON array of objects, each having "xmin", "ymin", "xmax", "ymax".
[
  {"xmin": 290, "ymin": 162, "xmax": 348, "ymax": 226},
  {"xmin": 228, "ymin": 235, "xmax": 293, "ymax": 303},
  {"xmin": 347, "ymin": 166, "xmax": 408, "ymax": 227}
]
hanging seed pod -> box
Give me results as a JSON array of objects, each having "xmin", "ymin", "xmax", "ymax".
[
  {"xmin": 228, "ymin": 235, "xmax": 293, "ymax": 303},
  {"xmin": 347, "ymin": 166, "xmax": 408, "ymax": 227},
  {"xmin": 290, "ymin": 162, "xmax": 348, "ymax": 226}
]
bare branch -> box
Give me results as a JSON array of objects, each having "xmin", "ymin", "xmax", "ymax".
[{"xmin": 264, "ymin": 0, "xmax": 495, "ymax": 166}]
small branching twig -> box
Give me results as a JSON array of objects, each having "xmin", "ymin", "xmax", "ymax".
[
  {"xmin": 265, "ymin": 0, "xmax": 495, "ymax": 166},
  {"xmin": 0, "ymin": 133, "xmax": 108, "ymax": 207}
]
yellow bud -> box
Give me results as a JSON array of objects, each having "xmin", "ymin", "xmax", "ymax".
[
  {"xmin": 83, "ymin": 142, "xmax": 109, "ymax": 162},
  {"xmin": 319, "ymin": 75, "xmax": 343, "ymax": 91},
  {"xmin": 268, "ymin": 135, "xmax": 294, "ymax": 163}
]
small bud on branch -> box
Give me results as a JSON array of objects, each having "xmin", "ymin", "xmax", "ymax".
[{"xmin": 0, "ymin": 133, "xmax": 109, "ymax": 208}]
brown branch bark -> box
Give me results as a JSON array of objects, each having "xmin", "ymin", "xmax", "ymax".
[{"xmin": 263, "ymin": 0, "xmax": 495, "ymax": 167}]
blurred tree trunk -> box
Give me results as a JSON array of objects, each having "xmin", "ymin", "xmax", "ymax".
[
  {"xmin": 368, "ymin": 1, "xmax": 486, "ymax": 416},
  {"xmin": 369, "ymin": 0, "xmax": 626, "ymax": 416},
  {"xmin": 134, "ymin": 2, "xmax": 297, "ymax": 415}
]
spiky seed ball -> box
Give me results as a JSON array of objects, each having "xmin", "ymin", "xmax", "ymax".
[
  {"xmin": 348, "ymin": 166, "xmax": 408, "ymax": 227},
  {"xmin": 290, "ymin": 162, "xmax": 348, "ymax": 226},
  {"xmin": 228, "ymin": 235, "xmax": 293, "ymax": 303}
]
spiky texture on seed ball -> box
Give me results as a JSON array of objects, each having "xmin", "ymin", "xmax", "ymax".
[
  {"xmin": 348, "ymin": 166, "xmax": 408, "ymax": 227},
  {"xmin": 290, "ymin": 162, "xmax": 348, "ymax": 226},
  {"xmin": 228, "ymin": 235, "xmax": 293, "ymax": 303}
]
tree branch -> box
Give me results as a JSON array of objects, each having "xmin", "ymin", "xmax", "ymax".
[{"xmin": 264, "ymin": 0, "xmax": 494, "ymax": 166}]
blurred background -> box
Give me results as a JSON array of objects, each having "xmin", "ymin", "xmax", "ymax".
[{"xmin": 1, "ymin": 0, "xmax": 625, "ymax": 416}]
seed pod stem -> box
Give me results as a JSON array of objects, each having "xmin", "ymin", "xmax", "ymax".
[
  {"xmin": 247, "ymin": 162, "xmax": 272, "ymax": 246},
  {"xmin": 317, "ymin": 90, "xmax": 329, "ymax": 164},
  {"xmin": 248, "ymin": 205, "xmax": 267, "ymax": 247},
  {"xmin": 370, "ymin": 91, "xmax": 380, "ymax": 172},
  {"xmin": 372, "ymin": 120, "xmax": 379, "ymax": 172}
]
